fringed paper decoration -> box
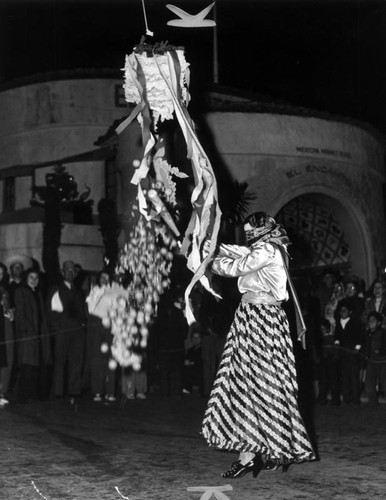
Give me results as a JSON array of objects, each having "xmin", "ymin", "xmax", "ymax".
[
  {"xmin": 119, "ymin": 41, "xmax": 221, "ymax": 323},
  {"xmin": 122, "ymin": 45, "xmax": 190, "ymax": 124}
]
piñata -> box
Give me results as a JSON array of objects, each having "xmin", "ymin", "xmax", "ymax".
[{"xmin": 112, "ymin": 40, "xmax": 221, "ymax": 369}]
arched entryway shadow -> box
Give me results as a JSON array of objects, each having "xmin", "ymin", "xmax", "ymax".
[{"xmin": 272, "ymin": 188, "xmax": 373, "ymax": 286}]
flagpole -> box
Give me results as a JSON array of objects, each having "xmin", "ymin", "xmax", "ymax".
[{"xmin": 213, "ymin": 2, "xmax": 219, "ymax": 84}]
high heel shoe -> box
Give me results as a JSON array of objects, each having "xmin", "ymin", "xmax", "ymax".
[
  {"xmin": 221, "ymin": 456, "xmax": 264, "ymax": 478},
  {"xmin": 263, "ymin": 460, "xmax": 279, "ymax": 471},
  {"xmin": 263, "ymin": 460, "xmax": 292, "ymax": 472},
  {"xmin": 282, "ymin": 463, "xmax": 292, "ymax": 473}
]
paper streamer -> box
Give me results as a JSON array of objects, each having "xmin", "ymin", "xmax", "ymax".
[
  {"xmin": 121, "ymin": 43, "xmax": 222, "ymax": 324},
  {"xmin": 148, "ymin": 189, "xmax": 181, "ymax": 236}
]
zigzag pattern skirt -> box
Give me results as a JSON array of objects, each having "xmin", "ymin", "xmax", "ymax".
[{"xmin": 202, "ymin": 302, "xmax": 315, "ymax": 464}]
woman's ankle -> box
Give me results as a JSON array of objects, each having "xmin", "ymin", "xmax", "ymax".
[{"xmin": 238, "ymin": 452, "xmax": 256, "ymax": 465}]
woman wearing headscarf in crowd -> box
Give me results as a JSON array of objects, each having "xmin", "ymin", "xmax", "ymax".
[
  {"xmin": 361, "ymin": 279, "xmax": 386, "ymax": 327},
  {"xmin": 338, "ymin": 279, "xmax": 364, "ymax": 323},
  {"xmin": 14, "ymin": 268, "xmax": 52, "ymax": 402},
  {"xmin": 201, "ymin": 212, "xmax": 315, "ymax": 479}
]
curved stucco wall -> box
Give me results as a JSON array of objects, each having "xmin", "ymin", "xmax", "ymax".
[
  {"xmin": 204, "ymin": 112, "xmax": 385, "ymax": 283},
  {"xmin": 0, "ymin": 78, "xmax": 127, "ymax": 210},
  {"xmin": 0, "ymin": 77, "xmax": 128, "ymax": 270}
]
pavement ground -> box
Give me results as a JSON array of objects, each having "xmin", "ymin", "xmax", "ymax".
[{"xmin": 1, "ymin": 394, "xmax": 386, "ymax": 500}]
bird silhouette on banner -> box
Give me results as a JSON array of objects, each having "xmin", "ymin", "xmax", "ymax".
[{"xmin": 166, "ymin": 2, "xmax": 216, "ymax": 28}]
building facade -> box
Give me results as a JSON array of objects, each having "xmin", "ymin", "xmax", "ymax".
[
  {"xmin": 0, "ymin": 70, "xmax": 127, "ymax": 271},
  {"xmin": 0, "ymin": 73, "xmax": 384, "ymax": 287},
  {"xmin": 203, "ymin": 91, "xmax": 385, "ymax": 285}
]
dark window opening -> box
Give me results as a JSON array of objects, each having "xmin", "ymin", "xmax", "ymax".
[{"xmin": 3, "ymin": 177, "xmax": 15, "ymax": 212}]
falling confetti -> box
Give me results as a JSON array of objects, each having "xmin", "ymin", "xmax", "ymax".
[{"xmin": 111, "ymin": 202, "xmax": 178, "ymax": 369}]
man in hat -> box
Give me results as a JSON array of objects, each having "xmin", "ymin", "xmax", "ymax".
[
  {"xmin": 50, "ymin": 260, "xmax": 86, "ymax": 402},
  {"xmin": 5, "ymin": 254, "xmax": 33, "ymax": 308}
]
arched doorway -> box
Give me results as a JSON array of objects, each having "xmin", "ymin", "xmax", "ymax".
[{"xmin": 274, "ymin": 193, "xmax": 373, "ymax": 286}]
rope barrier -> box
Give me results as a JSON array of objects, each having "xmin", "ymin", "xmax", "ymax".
[
  {"xmin": 1, "ymin": 328, "xmax": 385, "ymax": 363},
  {"xmin": 314, "ymin": 344, "xmax": 386, "ymax": 364},
  {"xmin": 0, "ymin": 322, "xmax": 93, "ymax": 347}
]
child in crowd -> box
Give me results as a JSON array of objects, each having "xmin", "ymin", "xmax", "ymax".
[
  {"xmin": 317, "ymin": 319, "xmax": 340, "ymax": 405},
  {"xmin": 364, "ymin": 311, "xmax": 386, "ymax": 405},
  {"xmin": 334, "ymin": 300, "xmax": 365, "ymax": 405}
]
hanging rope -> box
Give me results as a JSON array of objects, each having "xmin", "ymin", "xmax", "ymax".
[{"xmin": 141, "ymin": 0, "xmax": 154, "ymax": 36}]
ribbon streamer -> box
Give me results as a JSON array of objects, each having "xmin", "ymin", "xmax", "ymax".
[
  {"xmin": 152, "ymin": 50, "xmax": 222, "ymax": 322},
  {"xmin": 121, "ymin": 44, "xmax": 222, "ymax": 324},
  {"xmin": 148, "ymin": 189, "xmax": 181, "ymax": 236}
]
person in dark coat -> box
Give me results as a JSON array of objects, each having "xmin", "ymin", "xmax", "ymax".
[
  {"xmin": 334, "ymin": 299, "xmax": 365, "ymax": 405},
  {"xmin": 317, "ymin": 318, "xmax": 340, "ymax": 405},
  {"xmin": 183, "ymin": 328, "xmax": 203, "ymax": 394},
  {"xmin": 50, "ymin": 261, "xmax": 86, "ymax": 401},
  {"xmin": 197, "ymin": 278, "xmax": 229, "ymax": 397},
  {"xmin": 361, "ymin": 280, "xmax": 386, "ymax": 327},
  {"xmin": 6, "ymin": 254, "xmax": 33, "ymax": 308},
  {"xmin": 0, "ymin": 288, "xmax": 8, "ymax": 373},
  {"xmin": 364, "ymin": 311, "xmax": 386, "ymax": 405},
  {"xmin": 154, "ymin": 289, "xmax": 188, "ymax": 398},
  {"xmin": 0, "ymin": 263, "xmax": 9, "ymax": 291},
  {"xmin": 14, "ymin": 269, "xmax": 52, "ymax": 402},
  {"xmin": 0, "ymin": 289, "xmax": 14, "ymax": 405},
  {"xmin": 0, "ymin": 288, "xmax": 12, "ymax": 404},
  {"xmin": 338, "ymin": 280, "xmax": 364, "ymax": 323}
]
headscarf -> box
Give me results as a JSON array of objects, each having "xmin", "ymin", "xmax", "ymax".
[
  {"xmin": 244, "ymin": 212, "xmax": 306, "ymax": 347},
  {"xmin": 244, "ymin": 212, "xmax": 290, "ymax": 247}
]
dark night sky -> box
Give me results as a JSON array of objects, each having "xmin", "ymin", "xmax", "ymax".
[{"xmin": 0, "ymin": 0, "xmax": 385, "ymax": 134}]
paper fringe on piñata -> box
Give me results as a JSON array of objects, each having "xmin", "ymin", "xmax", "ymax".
[{"xmin": 113, "ymin": 40, "xmax": 221, "ymax": 368}]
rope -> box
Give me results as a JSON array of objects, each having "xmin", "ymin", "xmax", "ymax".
[
  {"xmin": 0, "ymin": 322, "xmax": 93, "ymax": 347},
  {"xmin": 141, "ymin": 0, "xmax": 154, "ymax": 36},
  {"xmin": 1, "ymin": 328, "xmax": 385, "ymax": 364},
  {"xmin": 319, "ymin": 344, "xmax": 386, "ymax": 364}
]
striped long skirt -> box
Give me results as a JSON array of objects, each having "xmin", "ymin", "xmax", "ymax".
[{"xmin": 202, "ymin": 302, "xmax": 315, "ymax": 465}]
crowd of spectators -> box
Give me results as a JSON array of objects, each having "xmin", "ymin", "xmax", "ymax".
[
  {"xmin": 0, "ymin": 255, "xmax": 385, "ymax": 409},
  {"xmin": 297, "ymin": 270, "xmax": 386, "ymax": 407},
  {"xmin": 0, "ymin": 254, "xmax": 231, "ymax": 406}
]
